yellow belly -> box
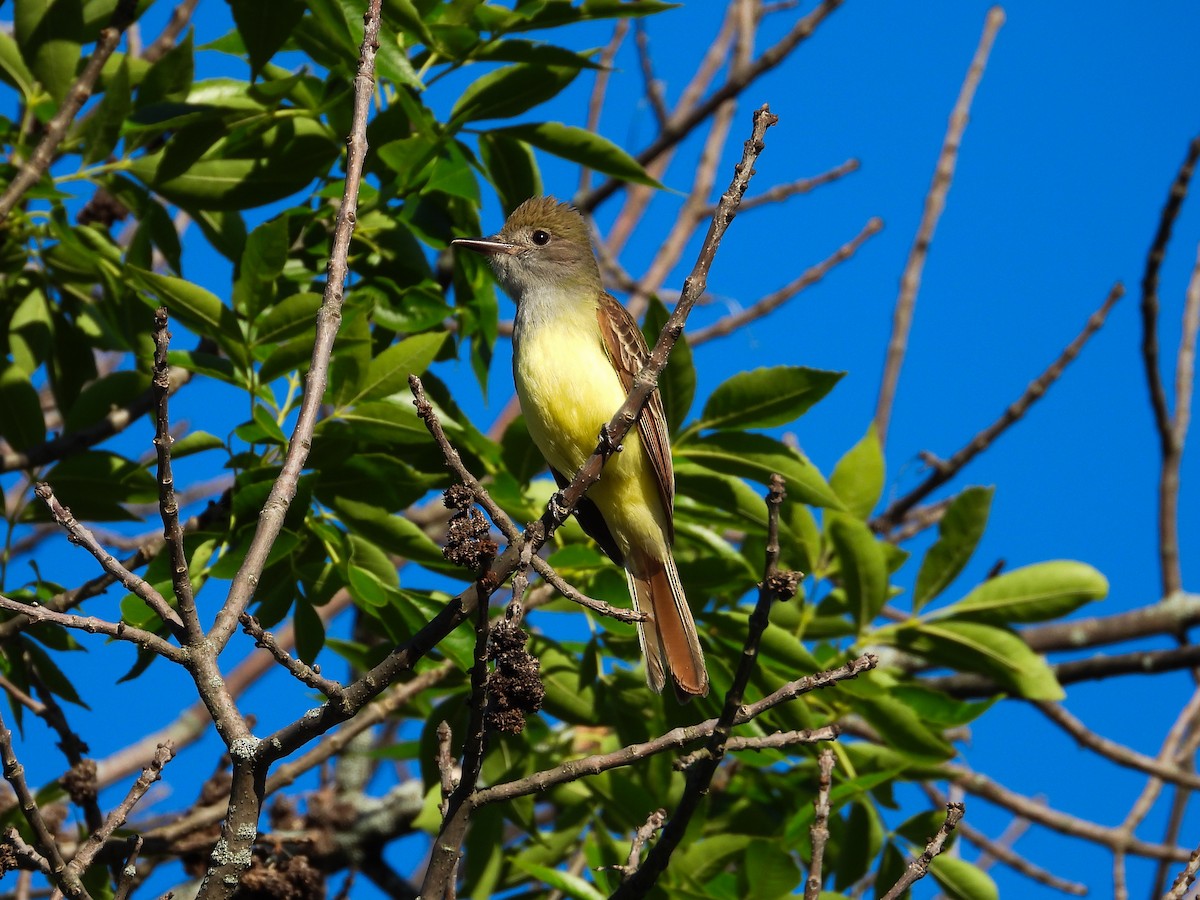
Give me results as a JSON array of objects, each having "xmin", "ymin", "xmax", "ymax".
[{"xmin": 513, "ymin": 308, "xmax": 669, "ymax": 559}]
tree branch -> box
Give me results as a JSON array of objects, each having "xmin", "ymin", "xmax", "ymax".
[
  {"xmin": 874, "ymin": 6, "xmax": 1004, "ymax": 448},
  {"xmin": 803, "ymin": 749, "xmax": 835, "ymax": 900},
  {"xmin": 874, "ymin": 281, "xmax": 1124, "ymax": 531},
  {"xmin": 878, "ymin": 803, "xmax": 965, "ymax": 900},
  {"xmin": 0, "ymin": 595, "xmax": 185, "ymax": 664}
]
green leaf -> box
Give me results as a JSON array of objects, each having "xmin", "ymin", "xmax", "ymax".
[
  {"xmin": 829, "ymin": 423, "xmax": 884, "ymax": 520},
  {"xmin": 136, "ymin": 28, "xmax": 194, "ymax": 108},
  {"xmin": 0, "ymin": 30, "xmax": 37, "ymax": 100},
  {"xmin": 739, "ymin": 841, "xmax": 801, "ymax": 900},
  {"xmin": 236, "ymin": 216, "xmax": 290, "ymax": 315},
  {"xmin": 425, "ymin": 140, "xmax": 480, "ymax": 203},
  {"xmin": 345, "ymin": 332, "xmax": 447, "ymax": 406},
  {"xmin": 129, "ymin": 267, "xmax": 241, "ymax": 345},
  {"xmin": 129, "ymin": 115, "xmax": 338, "ymax": 210},
  {"xmin": 0, "ymin": 363, "xmax": 46, "ymax": 452},
  {"xmin": 493, "ymin": 122, "xmax": 663, "ymax": 189},
  {"xmin": 642, "ymin": 295, "xmax": 694, "ymax": 433},
  {"xmin": 697, "ymin": 366, "xmax": 843, "ymax": 431},
  {"xmin": 929, "ymin": 856, "xmax": 999, "ymax": 900},
  {"xmin": 478, "ymin": 132, "xmax": 542, "ymax": 216},
  {"xmin": 229, "ymin": 0, "xmax": 306, "ymax": 78},
  {"xmin": 293, "ymin": 598, "xmax": 326, "ymax": 663},
  {"xmin": 84, "ymin": 55, "xmax": 131, "ymax": 163},
  {"xmin": 892, "ymin": 620, "xmax": 1063, "ymax": 701},
  {"xmin": 938, "ymin": 560, "xmax": 1108, "ymax": 624},
  {"xmin": 169, "ymin": 431, "xmax": 225, "ymax": 458},
  {"xmin": 912, "ymin": 486, "xmax": 993, "ymax": 612},
  {"xmin": 254, "ymin": 293, "xmax": 322, "ymax": 345},
  {"xmin": 827, "ymin": 514, "xmax": 888, "ymax": 629},
  {"xmin": 513, "ymin": 861, "xmax": 605, "ymax": 900},
  {"xmin": 676, "ymin": 432, "xmax": 842, "ymax": 510},
  {"xmin": 14, "ymin": 0, "xmax": 85, "ymax": 103},
  {"xmin": 63, "ymin": 371, "xmax": 151, "ymax": 433},
  {"xmin": 450, "ymin": 63, "xmax": 579, "ymax": 125}
]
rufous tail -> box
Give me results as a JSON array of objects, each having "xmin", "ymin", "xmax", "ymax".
[{"xmin": 626, "ymin": 551, "xmax": 709, "ymax": 700}]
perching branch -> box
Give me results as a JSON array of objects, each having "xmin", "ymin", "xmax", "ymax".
[
  {"xmin": 239, "ymin": 613, "xmax": 347, "ymax": 705},
  {"xmin": 0, "ymin": 595, "xmax": 185, "ymax": 664},
  {"xmin": 874, "ymin": 6, "xmax": 1005, "ymax": 448}
]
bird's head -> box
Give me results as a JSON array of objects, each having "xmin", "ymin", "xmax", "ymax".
[{"xmin": 452, "ymin": 196, "xmax": 602, "ymax": 301}]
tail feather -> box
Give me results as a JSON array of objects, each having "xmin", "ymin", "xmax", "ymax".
[{"xmin": 627, "ymin": 552, "xmax": 708, "ymax": 699}]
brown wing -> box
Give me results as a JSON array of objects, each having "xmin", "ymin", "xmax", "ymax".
[{"xmin": 596, "ymin": 292, "xmax": 675, "ymax": 543}]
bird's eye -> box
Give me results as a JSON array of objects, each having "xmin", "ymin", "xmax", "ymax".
[{"xmin": 531, "ymin": 229, "xmax": 551, "ymax": 246}]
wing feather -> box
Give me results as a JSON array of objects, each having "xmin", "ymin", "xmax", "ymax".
[{"xmin": 596, "ymin": 293, "xmax": 675, "ymax": 543}]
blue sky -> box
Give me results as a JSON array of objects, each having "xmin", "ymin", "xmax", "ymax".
[{"xmin": 7, "ymin": 1, "xmax": 1200, "ymax": 896}]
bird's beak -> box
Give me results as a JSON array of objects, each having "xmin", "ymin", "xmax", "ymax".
[{"xmin": 451, "ymin": 237, "xmax": 520, "ymax": 256}]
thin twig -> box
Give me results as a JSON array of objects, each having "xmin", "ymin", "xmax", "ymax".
[
  {"xmin": 421, "ymin": 584, "xmax": 493, "ymax": 898},
  {"xmin": 873, "ymin": 7, "xmax": 1005, "ymax": 448},
  {"xmin": 436, "ymin": 721, "xmax": 455, "ymax": 817},
  {"xmin": 673, "ymin": 726, "xmax": 838, "ymax": 770},
  {"xmin": 611, "ymin": 474, "xmax": 797, "ymax": 899},
  {"xmin": 700, "ymin": 158, "xmax": 860, "ymax": 217},
  {"xmin": 921, "ymin": 783, "xmax": 1087, "ymax": 896},
  {"xmin": 0, "ymin": 708, "xmax": 72, "ymax": 893},
  {"xmin": 3, "ymin": 826, "xmax": 52, "ymax": 875},
  {"xmin": 578, "ymin": 22, "xmax": 629, "ymax": 197},
  {"xmin": 690, "ymin": 217, "xmax": 882, "ymax": 345},
  {"xmin": 34, "ymin": 483, "xmax": 186, "ymax": 637},
  {"xmin": 66, "ymin": 744, "xmax": 175, "ymax": 881},
  {"xmin": 141, "ymin": 0, "xmax": 199, "ymax": 63},
  {"xmin": 1164, "ymin": 843, "xmax": 1200, "ymax": 900},
  {"xmin": 0, "ymin": 595, "xmax": 185, "ymax": 664},
  {"xmin": 877, "ymin": 803, "xmax": 965, "ymax": 900},
  {"xmin": 634, "ymin": 23, "xmax": 669, "ymax": 128},
  {"xmin": 948, "ymin": 764, "xmax": 1194, "ymax": 862},
  {"xmin": 113, "ymin": 836, "xmax": 144, "ymax": 900},
  {"xmin": 239, "ymin": 613, "xmax": 347, "ymax": 705},
  {"xmin": 804, "ymin": 749, "xmax": 835, "ymax": 900},
  {"xmin": 1035, "ymin": 701, "xmax": 1200, "ymax": 789},
  {"xmin": 151, "ymin": 309, "xmax": 201, "ymax": 643},
  {"xmin": 873, "ymin": 282, "xmax": 1125, "ymax": 531},
  {"xmin": 579, "ymin": 0, "xmax": 843, "ymax": 212},
  {"xmin": 0, "ymin": 0, "xmax": 139, "ymax": 219},
  {"xmin": 616, "ymin": 809, "xmax": 666, "ymax": 880},
  {"xmin": 473, "ymin": 664, "xmax": 864, "ymax": 809}
]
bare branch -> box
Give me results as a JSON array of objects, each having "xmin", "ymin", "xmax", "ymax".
[
  {"xmin": 674, "ymin": 726, "xmax": 838, "ymax": 770},
  {"xmin": 65, "ymin": 744, "xmax": 175, "ymax": 882},
  {"xmin": 0, "ymin": 595, "xmax": 185, "ymax": 664},
  {"xmin": 702, "ymin": 158, "xmax": 860, "ymax": 216},
  {"xmin": 874, "ymin": 281, "xmax": 1125, "ymax": 531},
  {"xmin": 208, "ymin": 0, "xmax": 387, "ymax": 654},
  {"xmin": 152, "ymin": 309, "xmax": 201, "ymax": 643},
  {"xmin": 1165, "ymin": 844, "xmax": 1200, "ymax": 900},
  {"xmin": 141, "ymin": 0, "xmax": 199, "ymax": 63},
  {"xmin": 1035, "ymin": 701, "xmax": 1200, "ymax": 790},
  {"xmin": 804, "ymin": 749, "xmax": 835, "ymax": 900},
  {"xmin": 0, "ymin": 0, "xmax": 139, "ymax": 219},
  {"xmin": 874, "ymin": 6, "xmax": 1005, "ymax": 447},
  {"xmin": 878, "ymin": 803, "xmax": 965, "ymax": 900},
  {"xmin": 948, "ymin": 764, "xmax": 1193, "ymax": 862},
  {"xmin": 579, "ymin": 1, "xmax": 843, "ymax": 211},
  {"xmin": 35, "ymin": 482, "xmax": 186, "ymax": 637},
  {"xmin": 239, "ymin": 613, "xmax": 346, "ymax": 705},
  {"xmin": 690, "ymin": 216, "xmax": 882, "ymax": 345},
  {"xmin": 578, "ymin": 22, "xmax": 629, "ymax": 197},
  {"xmin": 0, "ymin": 708, "xmax": 73, "ymax": 894},
  {"xmin": 613, "ymin": 809, "xmax": 667, "ymax": 881}
]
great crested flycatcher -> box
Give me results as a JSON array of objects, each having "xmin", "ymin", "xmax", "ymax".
[{"xmin": 452, "ymin": 196, "xmax": 709, "ymax": 699}]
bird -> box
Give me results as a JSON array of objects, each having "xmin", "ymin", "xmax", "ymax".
[{"xmin": 452, "ymin": 196, "xmax": 709, "ymax": 699}]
